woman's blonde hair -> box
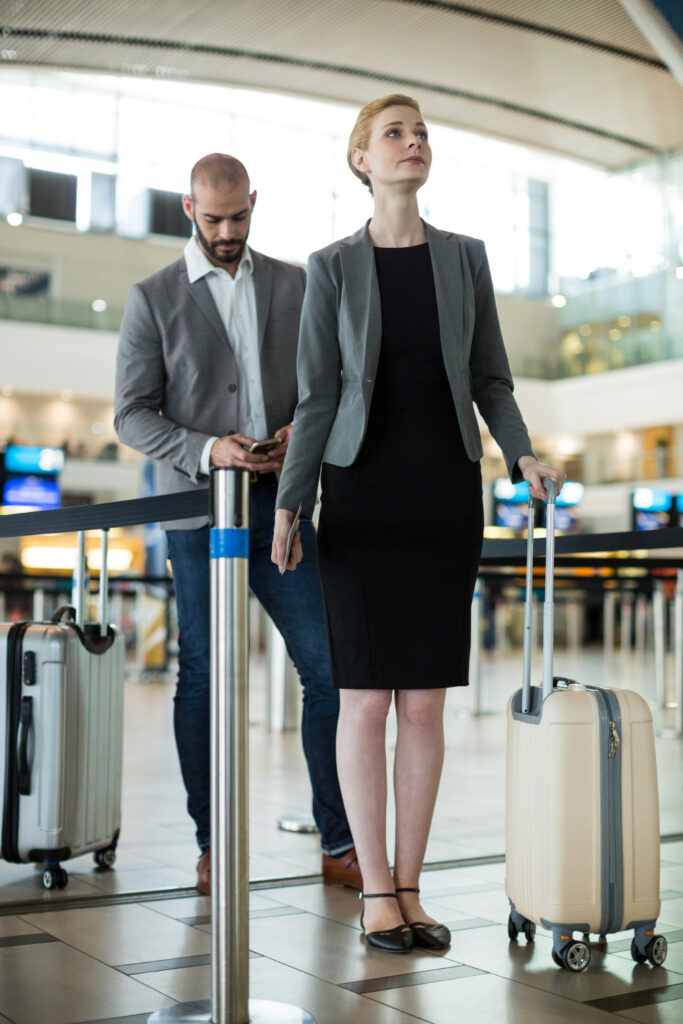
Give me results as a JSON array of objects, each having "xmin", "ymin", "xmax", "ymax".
[{"xmin": 347, "ymin": 93, "xmax": 423, "ymax": 191}]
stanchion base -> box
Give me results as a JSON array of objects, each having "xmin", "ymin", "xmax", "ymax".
[
  {"xmin": 148, "ymin": 998, "xmax": 315, "ymax": 1023},
  {"xmin": 277, "ymin": 814, "xmax": 319, "ymax": 834}
]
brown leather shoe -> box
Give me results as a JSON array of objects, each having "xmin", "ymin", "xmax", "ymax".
[
  {"xmin": 197, "ymin": 848, "xmax": 211, "ymax": 895},
  {"xmin": 322, "ymin": 846, "xmax": 362, "ymax": 890}
]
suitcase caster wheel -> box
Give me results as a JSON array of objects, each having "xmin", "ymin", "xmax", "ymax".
[
  {"xmin": 94, "ymin": 848, "xmax": 116, "ymax": 869},
  {"xmin": 523, "ymin": 920, "xmax": 536, "ymax": 942},
  {"xmin": 42, "ymin": 867, "xmax": 68, "ymax": 890},
  {"xmin": 646, "ymin": 936, "xmax": 667, "ymax": 966},
  {"xmin": 507, "ymin": 915, "xmax": 518, "ymax": 940},
  {"xmin": 562, "ymin": 940, "xmax": 591, "ymax": 972},
  {"xmin": 631, "ymin": 939, "xmax": 647, "ymax": 964}
]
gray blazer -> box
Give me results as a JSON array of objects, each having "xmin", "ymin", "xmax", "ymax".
[
  {"xmin": 276, "ymin": 221, "xmax": 535, "ymax": 518},
  {"xmin": 115, "ymin": 249, "xmax": 306, "ymax": 529}
]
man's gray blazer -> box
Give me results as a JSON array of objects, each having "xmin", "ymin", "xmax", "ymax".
[
  {"xmin": 115, "ymin": 248, "xmax": 306, "ymax": 529},
  {"xmin": 276, "ymin": 220, "xmax": 535, "ymax": 518}
]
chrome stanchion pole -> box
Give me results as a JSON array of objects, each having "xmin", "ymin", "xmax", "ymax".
[
  {"xmin": 635, "ymin": 593, "xmax": 647, "ymax": 660},
  {"xmin": 674, "ymin": 570, "xmax": 682, "ymax": 737},
  {"xmin": 32, "ymin": 586, "xmax": 45, "ymax": 622},
  {"xmin": 99, "ymin": 530, "xmax": 109, "ymax": 638},
  {"xmin": 620, "ymin": 591, "xmax": 633, "ymax": 659},
  {"xmin": 603, "ymin": 590, "xmax": 616, "ymax": 661},
  {"xmin": 149, "ymin": 467, "xmax": 314, "ymax": 1024},
  {"xmin": 469, "ymin": 577, "xmax": 483, "ymax": 715},
  {"xmin": 653, "ymin": 581, "xmax": 666, "ymax": 712},
  {"xmin": 267, "ymin": 621, "xmax": 299, "ymax": 734},
  {"xmin": 72, "ymin": 531, "xmax": 87, "ymax": 627}
]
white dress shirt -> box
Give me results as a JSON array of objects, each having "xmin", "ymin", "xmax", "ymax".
[{"xmin": 184, "ymin": 236, "xmax": 268, "ymax": 475}]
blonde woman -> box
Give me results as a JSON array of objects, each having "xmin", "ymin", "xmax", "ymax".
[{"xmin": 272, "ymin": 94, "xmax": 564, "ymax": 953}]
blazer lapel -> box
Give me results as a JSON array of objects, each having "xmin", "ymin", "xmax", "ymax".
[
  {"xmin": 180, "ymin": 266, "xmax": 233, "ymax": 352},
  {"xmin": 425, "ymin": 222, "xmax": 464, "ymax": 379},
  {"xmin": 339, "ymin": 223, "xmax": 381, "ymax": 379},
  {"xmin": 252, "ymin": 253, "xmax": 272, "ymax": 351}
]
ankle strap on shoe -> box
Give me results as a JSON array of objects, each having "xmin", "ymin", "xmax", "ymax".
[
  {"xmin": 361, "ymin": 892, "xmax": 398, "ymax": 899},
  {"xmin": 395, "ymin": 887, "xmax": 420, "ymax": 893}
]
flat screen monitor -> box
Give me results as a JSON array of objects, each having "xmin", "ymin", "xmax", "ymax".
[
  {"xmin": 2, "ymin": 474, "xmax": 60, "ymax": 510},
  {"xmin": 4, "ymin": 445, "xmax": 65, "ymax": 475}
]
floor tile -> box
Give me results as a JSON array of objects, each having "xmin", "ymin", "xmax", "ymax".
[
  {"xmin": 366, "ymin": 969, "xmax": 624, "ymax": 1023},
  {"xmin": 438, "ymin": 923, "xmax": 683, "ymax": 1002},
  {"xmin": 140, "ymin": 895, "xmax": 211, "ymax": 920},
  {"xmin": 248, "ymin": 910, "xmax": 451, "ymax": 985},
  {"xmin": 0, "ymin": 917, "xmax": 44, "ymax": 938},
  {"xmin": 619, "ymin": 997, "xmax": 683, "ymax": 1022},
  {"xmin": 0, "ymin": 942, "xmax": 175, "ymax": 1024},
  {"xmin": 22, "ymin": 904, "xmax": 210, "ymax": 967}
]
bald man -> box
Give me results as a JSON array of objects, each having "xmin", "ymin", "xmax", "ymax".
[{"xmin": 115, "ymin": 155, "xmax": 359, "ymax": 894}]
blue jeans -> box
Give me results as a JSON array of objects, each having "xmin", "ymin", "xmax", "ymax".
[{"xmin": 166, "ymin": 475, "xmax": 353, "ymax": 856}]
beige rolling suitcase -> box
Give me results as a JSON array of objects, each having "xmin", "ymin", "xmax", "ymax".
[{"xmin": 505, "ymin": 480, "xmax": 666, "ymax": 972}]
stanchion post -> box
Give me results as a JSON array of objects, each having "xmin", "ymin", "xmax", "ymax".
[
  {"xmin": 99, "ymin": 530, "xmax": 109, "ymax": 638},
  {"xmin": 603, "ymin": 589, "xmax": 616, "ymax": 661},
  {"xmin": 674, "ymin": 570, "xmax": 682, "ymax": 736},
  {"xmin": 620, "ymin": 591, "xmax": 633, "ymax": 658},
  {"xmin": 469, "ymin": 577, "xmax": 482, "ymax": 715},
  {"xmin": 72, "ymin": 531, "xmax": 87, "ymax": 627},
  {"xmin": 635, "ymin": 593, "xmax": 647, "ymax": 660},
  {"xmin": 33, "ymin": 586, "xmax": 45, "ymax": 622},
  {"xmin": 149, "ymin": 467, "xmax": 314, "ymax": 1024},
  {"xmin": 267, "ymin": 621, "xmax": 299, "ymax": 733},
  {"xmin": 653, "ymin": 581, "xmax": 666, "ymax": 712}
]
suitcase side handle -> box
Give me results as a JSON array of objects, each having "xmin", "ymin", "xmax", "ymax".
[{"xmin": 18, "ymin": 696, "xmax": 33, "ymax": 796}]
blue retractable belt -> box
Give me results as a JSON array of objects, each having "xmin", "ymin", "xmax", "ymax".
[{"xmin": 210, "ymin": 528, "xmax": 249, "ymax": 559}]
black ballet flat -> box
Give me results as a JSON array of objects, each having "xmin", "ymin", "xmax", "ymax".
[
  {"xmin": 360, "ymin": 892, "xmax": 414, "ymax": 953},
  {"xmin": 396, "ymin": 887, "xmax": 451, "ymax": 949}
]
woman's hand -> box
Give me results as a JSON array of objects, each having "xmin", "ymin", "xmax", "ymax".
[
  {"xmin": 517, "ymin": 455, "xmax": 566, "ymax": 501},
  {"xmin": 271, "ymin": 508, "xmax": 303, "ymax": 574}
]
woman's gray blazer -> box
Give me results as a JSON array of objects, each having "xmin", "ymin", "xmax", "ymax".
[{"xmin": 276, "ymin": 220, "xmax": 534, "ymax": 518}]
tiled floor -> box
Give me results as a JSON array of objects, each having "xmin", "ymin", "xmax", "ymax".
[{"xmin": 0, "ymin": 643, "xmax": 681, "ymax": 1022}]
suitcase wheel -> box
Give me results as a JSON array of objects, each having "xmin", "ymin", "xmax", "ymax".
[
  {"xmin": 507, "ymin": 914, "xmax": 535, "ymax": 943},
  {"xmin": 42, "ymin": 866, "xmax": 68, "ymax": 890},
  {"xmin": 560, "ymin": 940, "xmax": 591, "ymax": 972},
  {"xmin": 646, "ymin": 936, "xmax": 667, "ymax": 967},
  {"xmin": 94, "ymin": 847, "xmax": 117, "ymax": 869}
]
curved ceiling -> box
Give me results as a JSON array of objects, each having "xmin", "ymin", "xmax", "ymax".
[{"xmin": 2, "ymin": 0, "xmax": 682, "ymax": 167}]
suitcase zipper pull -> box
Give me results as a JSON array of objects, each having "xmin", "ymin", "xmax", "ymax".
[{"xmin": 608, "ymin": 721, "xmax": 620, "ymax": 758}]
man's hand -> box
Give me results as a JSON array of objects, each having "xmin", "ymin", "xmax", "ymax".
[
  {"xmin": 209, "ymin": 432, "xmax": 283, "ymax": 473},
  {"xmin": 517, "ymin": 455, "xmax": 566, "ymax": 501},
  {"xmin": 266, "ymin": 425, "xmax": 292, "ymax": 470}
]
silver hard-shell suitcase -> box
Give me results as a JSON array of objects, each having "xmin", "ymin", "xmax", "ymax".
[
  {"xmin": 504, "ymin": 481, "xmax": 666, "ymax": 971},
  {"xmin": 0, "ymin": 531, "xmax": 124, "ymax": 889}
]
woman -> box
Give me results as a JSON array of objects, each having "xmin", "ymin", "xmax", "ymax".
[{"xmin": 272, "ymin": 94, "xmax": 565, "ymax": 953}]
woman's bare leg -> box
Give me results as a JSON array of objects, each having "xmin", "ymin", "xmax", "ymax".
[
  {"xmin": 336, "ymin": 688, "xmax": 405, "ymax": 932},
  {"xmin": 393, "ymin": 688, "xmax": 447, "ymax": 925}
]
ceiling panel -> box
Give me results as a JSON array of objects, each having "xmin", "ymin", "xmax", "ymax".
[{"xmin": 1, "ymin": 0, "xmax": 681, "ymax": 167}]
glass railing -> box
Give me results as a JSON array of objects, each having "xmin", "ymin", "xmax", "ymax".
[
  {"xmin": 0, "ymin": 293, "xmax": 123, "ymax": 332},
  {"xmin": 2, "ymin": 292, "xmax": 682, "ymax": 380}
]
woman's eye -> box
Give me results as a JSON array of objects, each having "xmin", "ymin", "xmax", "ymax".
[
  {"xmin": 417, "ymin": 131, "xmax": 428, "ymax": 140},
  {"xmin": 387, "ymin": 129, "xmax": 400, "ymax": 138}
]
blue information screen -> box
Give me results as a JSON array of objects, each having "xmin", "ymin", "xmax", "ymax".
[
  {"xmin": 2, "ymin": 474, "xmax": 61, "ymax": 509},
  {"xmin": 4, "ymin": 445, "xmax": 65, "ymax": 475}
]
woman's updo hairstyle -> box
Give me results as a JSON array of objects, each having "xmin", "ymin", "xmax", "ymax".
[{"xmin": 347, "ymin": 93, "xmax": 423, "ymax": 192}]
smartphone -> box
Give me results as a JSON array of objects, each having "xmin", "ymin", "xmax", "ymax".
[{"xmin": 248, "ymin": 438, "xmax": 282, "ymax": 454}]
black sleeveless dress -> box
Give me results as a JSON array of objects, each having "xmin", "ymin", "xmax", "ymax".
[{"xmin": 317, "ymin": 243, "xmax": 484, "ymax": 690}]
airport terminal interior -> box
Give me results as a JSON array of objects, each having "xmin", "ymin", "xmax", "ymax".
[{"xmin": 1, "ymin": 2, "xmax": 683, "ymax": 1022}]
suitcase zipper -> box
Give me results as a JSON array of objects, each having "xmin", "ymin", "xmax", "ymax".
[{"xmin": 588, "ymin": 686, "xmax": 624, "ymax": 936}]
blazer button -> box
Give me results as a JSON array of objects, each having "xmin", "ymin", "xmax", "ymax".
[{"xmin": 228, "ymin": 384, "xmax": 237, "ymax": 392}]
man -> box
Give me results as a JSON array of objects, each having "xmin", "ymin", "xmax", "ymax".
[{"xmin": 115, "ymin": 153, "xmax": 360, "ymax": 893}]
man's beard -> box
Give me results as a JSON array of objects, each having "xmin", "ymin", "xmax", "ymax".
[{"xmin": 194, "ymin": 221, "xmax": 246, "ymax": 266}]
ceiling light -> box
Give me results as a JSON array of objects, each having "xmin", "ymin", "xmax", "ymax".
[
  {"xmin": 578, "ymin": 324, "xmax": 591, "ymax": 337},
  {"xmin": 6, "ymin": 212, "xmax": 22, "ymax": 227},
  {"xmin": 551, "ymin": 294, "xmax": 567, "ymax": 308},
  {"xmin": 676, "ymin": 265, "xmax": 683, "ymax": 280},
  {"xmin": 91, "ymin": 299, "xmax": 107, "ymax": 312}
]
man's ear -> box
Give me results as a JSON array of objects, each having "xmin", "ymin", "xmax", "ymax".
[{"xmin": 182, "ymin": 194, "xmax": 194, "ymax": 222}]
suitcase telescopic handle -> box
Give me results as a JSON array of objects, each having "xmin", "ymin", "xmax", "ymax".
[{"xmin": 521, "ymin": 477, "xmax": 558, "ymax": 713}]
